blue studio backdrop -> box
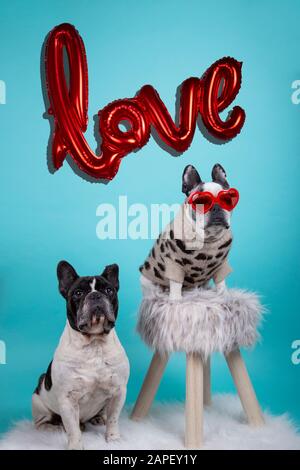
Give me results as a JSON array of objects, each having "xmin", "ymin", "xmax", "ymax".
[{"xmin": 0, "ymin": 0, "xmax": 300, "ymax": 434}]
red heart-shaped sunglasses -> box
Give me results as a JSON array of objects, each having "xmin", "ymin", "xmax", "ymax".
[{"xmin": 187, "ymin": 188, "xmax": 239, "ymax": 214}]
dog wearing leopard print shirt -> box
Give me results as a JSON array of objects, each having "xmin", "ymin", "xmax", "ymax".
[{"xmin": 139, "ymin": 164, "xmax": 235, "ymax": 300}]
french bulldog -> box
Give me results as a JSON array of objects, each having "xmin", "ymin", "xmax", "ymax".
[
  {"xmin": 32, "ymin": 261, "xmax": 130, "ymax": 450},
  {"xmin": 140, "ymin": 163, "xmax": 239, "ymax": 300}
]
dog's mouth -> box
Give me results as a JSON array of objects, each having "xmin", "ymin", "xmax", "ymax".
[
  {"xmin": 78, "ymin": 313, "xmax": 115, "ymax": 336},
  {"xmin": 208, "ymin": 219, "xmax": 229, "ymax": 229},
  {"xmin": 206, "ymin": 212, "xmax": 229, "ymax": 229}
]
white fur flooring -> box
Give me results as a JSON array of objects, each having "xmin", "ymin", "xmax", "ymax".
[{"xmin": 0, "ymin": 394, "xmax": 299, "ymax": 450}]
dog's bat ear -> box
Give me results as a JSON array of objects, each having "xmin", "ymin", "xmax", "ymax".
[
  {"xmin": 211, "ymin": 163, "xmax": 229, "ymax": 189},
  {"xmin": 101, "ymin": 263, "xmax": 119, "ymax": 291},
  {"xmin": 57, "ymin": 261, "xmax": 78, "ymax": 298},
  {"xmin": 182, "ymin": 165, "xmax": 202, "ymax": 195}
]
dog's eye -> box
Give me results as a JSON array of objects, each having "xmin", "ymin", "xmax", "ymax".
[
  {"xmin": 74, "ymin": 289, "xmax": 83, "ymax": 298},
  {"xmin": 105, "ymin": 287, "xmax": 113, "ymax": 295}
]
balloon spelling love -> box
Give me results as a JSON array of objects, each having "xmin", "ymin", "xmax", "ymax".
[{"xmin": 45, "ymin": 23, "xmax": 245, "ymax": 181}]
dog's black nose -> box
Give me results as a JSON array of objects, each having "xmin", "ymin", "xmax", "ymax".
[
  {"xmin": 211, "ymin": 203, "xmax": 222, "ymax": 213},
  {"xmin": 89, "ymin": 291, "xmax": 101, "ymax": 301},
  {"xmin": 78, "ymin": 320, "xmax": 89, "ymax": 331}
]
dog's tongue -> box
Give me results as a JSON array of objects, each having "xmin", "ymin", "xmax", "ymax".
[{"xmin": 91, "ymin": 314, "xmax": 99, "ymax": 326}]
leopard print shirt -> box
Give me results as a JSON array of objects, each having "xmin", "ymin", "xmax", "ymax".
[{"xmin": 139, "ymin": 206, "xmax": 233, "ymax": 289}]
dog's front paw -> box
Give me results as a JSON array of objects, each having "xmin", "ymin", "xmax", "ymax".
[
  {"xmin": 67, "ymin": 440, "xmax": 84, "ymax": 451},
  {"xmin": 215, "ymin": 280, "xmax": 226, "ymax": 294},
  {"xmin": 105, "ymin": 430, "xmax": 120, "ymax": 443}
]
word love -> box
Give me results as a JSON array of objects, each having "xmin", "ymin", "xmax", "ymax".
[{"xmin": 45, "ymin": 23, "xmax": 245, "ymax": 181}]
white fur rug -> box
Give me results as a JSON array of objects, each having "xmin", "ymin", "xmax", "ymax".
[{"xmin": 0, "ymin": 395, "xmax": 299, "ymax": 450}]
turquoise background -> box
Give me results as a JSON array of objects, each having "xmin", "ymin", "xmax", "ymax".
[{"xmin": 0, "ymin": 0, "xmax": 300, "ymax": 436}]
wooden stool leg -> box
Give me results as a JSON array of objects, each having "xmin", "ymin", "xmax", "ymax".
[
  {"xmin": 225, "ymin": 348, "xmax": 264, "ymax": 426},
  {"xmin": 131, "ymin": 351, "xmax": 168, "ymax": 421},
  {"xmin": 203, "ymin": 357, "xmax": 212, "ymax": 406},
  {"xmin": 185, "ymin": 352, "xmax": 203, "ymax": 448}
]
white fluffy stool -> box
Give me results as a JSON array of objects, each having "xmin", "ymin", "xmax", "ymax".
[{"xmin": 131, "ymin": 280, "xmax": 266, "ymax": 448}]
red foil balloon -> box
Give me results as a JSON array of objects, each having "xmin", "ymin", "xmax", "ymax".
[
  {"xmin": 45, "ymin": 23, "xmax": 245, "ymax": 181},
  {"xmin": 200, "ymin": 57, "xmax": 246, "ymax": 140},
  {"xmin": 45, "ymin": 23, "xmax": 136, "ymax": 180},
  {"xmin": 138, "ymin": 77, "xmax": 200, "ymax": 153}
]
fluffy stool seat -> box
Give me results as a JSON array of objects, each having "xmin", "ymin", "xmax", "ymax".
[{"xmin": 137, "ymin": 281, "xmax": 265, "ymax": 359}]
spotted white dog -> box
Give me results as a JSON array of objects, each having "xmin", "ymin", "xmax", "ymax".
[{"xmin": 140, "ymin": 164, "xmax": 236, "ymax": 299}]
